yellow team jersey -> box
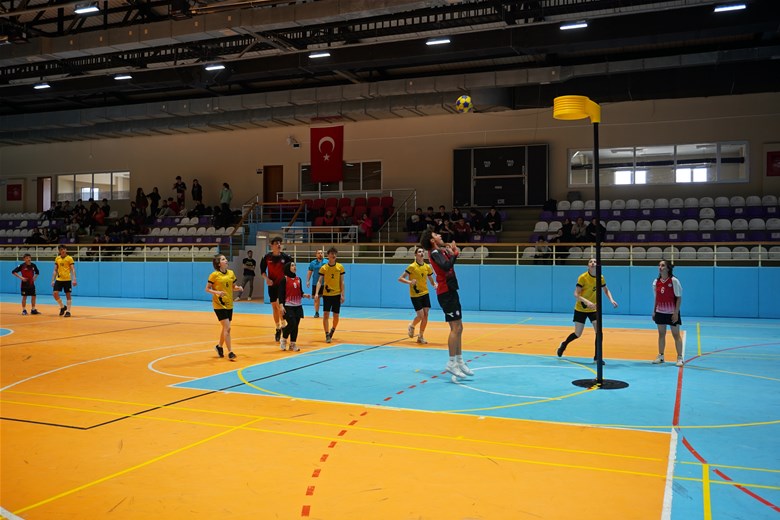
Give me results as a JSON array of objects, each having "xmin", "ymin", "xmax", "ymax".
[
  {"xmin": 208, "ymin": 269, "xmax": 237, "ymax": 310},
  {"xmin": 318, "ymin": 262, "xmax": 345, "ymax": 296},
  {"xmin": 405, "ymin": 261, "xmax": 433, "ymax": 297},
  {"xmin": 54, "ymin": 255, "xmax": 74, "ymax": 281},
  {"xmin": 575, "ymin": 271, "xmax": 606, "ymax": 313}
]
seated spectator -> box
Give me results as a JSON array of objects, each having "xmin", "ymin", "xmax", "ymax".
[
  {"xmin": 406, "ymin": 208, "xmax": 425, "ymax": 233},
  {"xmin": 167, "ymin": 197, "xmax": 180, "ymax": 215},
  {"xmin": 436, "ymin": 218, "xmax": 454, "ymax": 243},
  {"xmin": 157, "ymin": 199, "xmax": 175, "ymax": 217},
  {"xmin": 188, "ymin": 201, "xmax": 207, "ymax": 218},
  {"xmin": 321, "ymin": 209, "xmax": 336, "ymax": 226},
  {"xmin": 468, "ymin": 208, "xmax": 484, "ymax": 233},
  {"xmin": 534, "ymin": 237, "xmax": 552, "ymax": 264},
  {"xmin": 423, "ymin": 207, "xmax": 436, "ymax": 231},
  {"xmin": 571, "ymin": 217, "xmax": 587, "ymax": 242},
  {"xmin": 450, "ymin": 207, "xmax": 463, "ymax": 222},
  {"xmin": 484, "ymin": 206, "xmax": 503, "ymax": 234},
  {"xmin": 559, "ymin": 217, "xmax": 574, "ymax": 243},
  {"xmin": 357, "ymin": 212, "xmax": 373, "ymax": 241},
  {"xmin": 585, "ymin": 218, "xmax": 606, "ymax": 242},
  {"xmin": 25, "ymin": 228, "xmax": 46, "ymax": 244},
  {"xmin": 435, "ymin": 205, "xmax": 448, "ymax": 222},
  {"xmin": 337, "ymin": 210, "xmax": 355, "ymax": 241},
  {"xmin": 453, "ymin": 218, "xmax": 472, "ymax": 243}
]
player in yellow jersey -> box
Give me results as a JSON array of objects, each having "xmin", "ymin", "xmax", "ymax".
[
  {"xmin": 206, "ymin": 254, "xmax": 243, "ymax": 361},
  {"xmin": 556, "ymin": 257, "xmax": 618, "ymax": 364},
  {"xmin": 397, "ymin": 247, "xmax": 436, "ymax": 344},
  {"xmin": 51, "ymin": 244, "xmax": 76, "ymax": 317},
  {"xmin": 315, "ymin": 246, "xmax": 345, "ymax": 343}
]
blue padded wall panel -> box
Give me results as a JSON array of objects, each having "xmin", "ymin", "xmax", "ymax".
[
  {"xmin": 602, "ymin": 266, "xmax": 629, "ymax": 316},
  {"xmin": 1, "ymin": 261, "xmax": 17, "ymax": 293},
  {"xmin": 455, "ymin": 264, "xmax": 481, "ymax": 311},
  {"xmin": 676, "ymin": 267, "xmax": 714, "ymax": 317},
  {"xmin": 713, "ymin": 267, "xmax": 758, "ymax": 317},
  {"xmin": 628, "ymin": 266, "xmax": 656, "ymax": 316},
  {"xmin": 192, "ymin": 263, "xmax": 215, "ymax": 301},
  {"xmin": 75, "ymin": 262, "xmax": 99, "ymax": 297},
  {"xmin": 758, "ymin": 269, "xmax": 780, "ymax": 318},
  {"xmin": 121, "ymin": 263, "xmax": 145, "ymax": 298},
  {"xmin": 551, "ymin": 266, "xmax": 586, "ymax": 313},
  {"xmin": 514, "ymin": 265, "xmax": 552, "ymax": 312},
  {"xmin": 144, "ymin": 262, "xmax": 168, "ymax": 298},
  {"xmin": 350, "ymin": 263, "xmax": 381, "ymax": 308},
  {"xmin": 98, "ymin": 263, "xmax": 122, "ymax": 297},
  {"xmin": 479, "ymin": 265, "xmax": 516, "ymax": 311},
  {"xmin": 168, "ymin": 262, "xmax": 193, "ymax": 300}
]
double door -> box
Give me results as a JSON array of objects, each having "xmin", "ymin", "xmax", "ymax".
[{"xmin": 453, "ymin": 144, "xmax": 548, "ymax": 207}]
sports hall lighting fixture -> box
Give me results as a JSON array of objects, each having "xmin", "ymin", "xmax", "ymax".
[
  {"xmin": 114, "ymin": 74, "xmax": 133, "ymax": 80},
  {"xmin": 74, "ymin": 2, "xmax": 99, "ymax": 14},
  {"xmin": 33, "ymin": 82, "xmax": 51, "ymax": 89},
  {"xmin": 426, "ymin": 37, "xmax": 451, "ymax": 46},
  {"xmin": 713, "ymin": 3, "xmax": 746, "ymax": 12},
  {"xmin": 204, "ymin": 63, "xmax": 225, "ymax": 71},
  {"xmin": 560, "ymin": 21, "xmax": 588, "ymax": 30},
  {"xmin": 308, "ymin": 52, "xmax": 331, "ymax": 59}
]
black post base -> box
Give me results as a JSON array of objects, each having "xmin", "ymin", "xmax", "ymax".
[{"xmin": 572, "ymin": 379, "xmax": 629, "ymax": 390}]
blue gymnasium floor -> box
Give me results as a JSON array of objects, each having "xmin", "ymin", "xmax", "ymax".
[{"xmin": 2, "ymin": 294, "xmax": 779, "ymax": 519}]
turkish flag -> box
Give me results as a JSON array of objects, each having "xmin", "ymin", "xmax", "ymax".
[{"xmin": 311, "ymin": 125, "xmax": 344, "ymax": 183}]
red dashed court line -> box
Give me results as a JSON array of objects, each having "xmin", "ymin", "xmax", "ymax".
[{"xmin": 301, "ymin": 410, "xmax": 369, "ymax": 517}]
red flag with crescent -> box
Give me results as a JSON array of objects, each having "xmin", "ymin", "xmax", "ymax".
[{"xmin": 310, "ymin": 125, "xmax": 344, "ymax": 183}]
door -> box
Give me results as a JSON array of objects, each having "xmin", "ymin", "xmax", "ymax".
[
  {"xmin": 262, "ymin": 165, "xmax": 284, "ymax": 203},
  {"xmin": 37, "ymin": 176, "xmax": 52, "ymax": 212}
]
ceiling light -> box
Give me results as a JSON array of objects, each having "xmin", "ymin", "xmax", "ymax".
[
  {"xmin": 426, "ymin": 37, "xmax": 451, "ymax": 46},
  {"xmin": 74, "ymin": 2, "xmax": 99, "ymax": 14},
  {"xmin": 713, "ymin": 3, "xmax": 746, "ymax": 12},
  {"xmin": 309, "ymin": 52, "xmax": 331, "ymax": 59},
  {"xmin": 114, "ymin": 74, "xmax": 133, "ymax": 80},
  {"xmin": 33, "ymin": 82, "xmax": 51, "ymax": 89},
  {"xmin": 204, "ymin": 63, "xmax": 225, "ymax": 71},
  {"xmin": 560, "ymin": 21, "xmax": 588, "ymax": 30}
]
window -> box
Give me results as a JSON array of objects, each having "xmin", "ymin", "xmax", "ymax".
[
  {"xmin": 56, "ymin": 171, "xmax": 130, "ymax": 202},
  {"xmin": 300, "ymin": 161, "xmax": 382, "ymax": 193},
  {"xmin": 567, "ymin": 142, "xmax": 747, "ymax": 187}
]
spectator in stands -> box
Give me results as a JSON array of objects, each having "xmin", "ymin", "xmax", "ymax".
[
  {"xmin": 65, "ymin": 216, "xmax": 82, "ymax": 241},
  {"xmin": 167, "ymin": 197, "xmax": 180, "ymax": 215},
  {"xmin": 26, "ymin": 228, "xmax": 46, "ymax": 245},
  {"xmin": 146, "ymin": 189, "xmax": 160, "ymax": 218},
  {"xmin": 450, "ymin": 207, "xmax": 463, "ymax": 222},
  {"xmin": 173, "ymin": 176, "xmax": 186, "ymax": 210},
  {"xmin": 157, "ymin": 199, "xmax": 175, "ymax": 217},
  {"xmin": 406, "ymin": 208, "xmax": 425, "ymax": 234},
  {"xmin": 337, "ymin": 210, "xmax": 356, "ymax": 241},
  {"xmin": 358, "ymin": 212, "xmax": 373, "ymax": 241},
  {"xmin": 572, "ymin": 216, "xmax": 587, "ymax": 242},
  {"xmin": 100, "ymin": 198, "xmax": 111, "ymax": 219},
  {"xmin": 134, "ymin": 188, "xmax": 148, "ymax": 218},
  {"xmin": 453, "ymin": 217, "xmax": 471, "ymax": 243},
  {"xmin": 191, "ymin": 179, "xmax": 203, "ymax": 205},
  {"xmin": 468, "ymin": 208, "xmax": 484, "ymax": 233},
  {"xmin": 219, "ymin": 182, "xmax": 232, "ymax": 214},
  {"xmin": 73, "ymin": 199, "xmax": 87, "ymax": 218},
  {"xmin": 484, "ymin": 206, "xmax": 502, "ymax": 234},
  {"xmin": 188, "ymin": 201, "xmax": 207, "ymax": 218},
  {"xmin": 585, "ymin": 218, "xmax": 606, "ymax": 242},
  {"xmin": 559, "ymin": 217, "xmax": 574, "ymax": 242},
  {"xmin": 62, "ymin": 201, "xmax": 72, "ymax": 215},
  {"xmin": 533, "ymin": 236, "xmax": 552, "ymax": 264},
  {"xmin": 423, "ymin": 207, "xmax": 436, "ymax": 231},
  {"xmin": 88, "ymin": 233, "xmax": 108, "ymax": 258},
  {"xmin": 437, "ymin": 218, "xmax": 454, "ymax": 243},
  {"xmin": 322, "ymin": 209, "xmax": 336, "ymax": 226},
  {"xmin": 435, "ymin": 205, "xmax": 448, "ymax": 222}
]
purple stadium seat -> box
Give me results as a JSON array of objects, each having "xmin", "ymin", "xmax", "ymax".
[
  {"xmin": 714, "ymin": 231, "xmax": 733, "ymax": 242},
  {"xmin": 649, "ymin": 232, "xmax": 666, "ymax": 242},
  {"xmin": 681, "ymin": 231, "xmax": 699, "ymax": 242},
  {"xmin": 714, "ymin": 207, "xmax": 733, "ymax": 219}
]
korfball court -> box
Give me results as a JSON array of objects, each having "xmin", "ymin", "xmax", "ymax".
[{"xmin": 1, "ymin": 297, "xmax": 778, "ymax": 519}]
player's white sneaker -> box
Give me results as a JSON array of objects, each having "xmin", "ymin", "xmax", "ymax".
[
  {"xmin": 676, "ymin": 356, "xmax": 684, "ymax": 367},
  {"xmin": 280, "ymin": 338, "xmax": 287, "ymax": 351},
  {"xmin": 416, "ymin": 336, "xmax": 428, "ymax": 344},
  {"xmin": 652, "ymin": 354, "xmax": 665, "ymax": 364},
  {"xmin": 458, "ymin": 362, "xmax": 474, "ymax": 376},
  {"xmin": 445, "ymin": 361, "xmax": 467, "ymax": 379},
  {"xmin": 407, "ymin": 324, "xmax": 415, "ymax": 338},
  {"xmin": 289, "ymin": 342, "xmax": 300, "ymax": 352}
]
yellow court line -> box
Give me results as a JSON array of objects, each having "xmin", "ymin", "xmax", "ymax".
[
  {"xmin": 441, "ymin": 386, "xmax": 594, "ymax": 413},
  {"xmin": 236, "ymin": 366, "xmax": 290, "ymax": 397},
  {"xmin": 4, "ymin": 401, "xmax": 780, "ymax": 493},
  {"xmin": 684, "ymin": 365, "xmax": 780, "ymax": 382},
  {"xmin": 679, "ymin": 460, "xmax": 780, "ymax": 474},
  {"xmin": 697, "ymin": 322, "xmax": 702, "ymax": 357},
  {"xmin": 702, "ymin": 463, "xmax": 713, "ymax": 520},
  {"xmin": 1, "ymin": 396, "xmax": 664, "ymax": 463},
  {"xmin": 14, "ymin": 417, "xmax": 264, "ymax": 515}
]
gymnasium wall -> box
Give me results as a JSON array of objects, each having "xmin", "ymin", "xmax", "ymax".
[
  {"xmin": 3, "ymin": 261, "xmax": 778, "ymax": 319},
  {"xmin": 1, "ymin": 92, "xmax": 780, "ymax": 214}
]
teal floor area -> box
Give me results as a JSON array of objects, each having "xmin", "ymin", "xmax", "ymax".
[{"xmin": 2, "ymin": 293, "xmax": 779, "ymax": 519}]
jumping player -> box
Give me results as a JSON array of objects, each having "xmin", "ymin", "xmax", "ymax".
[
  {"xmin": 260, "ymin": 236, "xmax": 293, "ymax": 341},
  {"xmin": 11, "ymin": 253, "xmax": 40, "ymax": 315},
  {"xmin": 419, "ymin": 229, "xmax": 472, "ymax": 380}
]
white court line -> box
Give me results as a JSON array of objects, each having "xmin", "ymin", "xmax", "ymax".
[{"xmin": 0, "ymin": 506, "xmax": 24, "ymax": 520}]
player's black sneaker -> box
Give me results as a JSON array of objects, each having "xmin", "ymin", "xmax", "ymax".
[
  {"xmin": 556, "ymin": 342, "xmax": 566, "ymax": 357},
  {"xmin": 64, "ymin": 311, "xmax": 71, "ymax": 317},
  {"xmin": 228, "ymin": 352, "xmax": 236, "ymax": 361},
  {"xmin": 30, "ymin": 309, "xmax": 40, "ymax": 315},
  {"xmin": 274, "ymin": 328, "xmax": 282, "ymax": 342},
  {"xmin": 59, "ymin": 306, "xmax": 67, "ymax": 316},
  {"xmin": 215, "ymin": 345, "xmax": 224, "ymax": 358}
]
